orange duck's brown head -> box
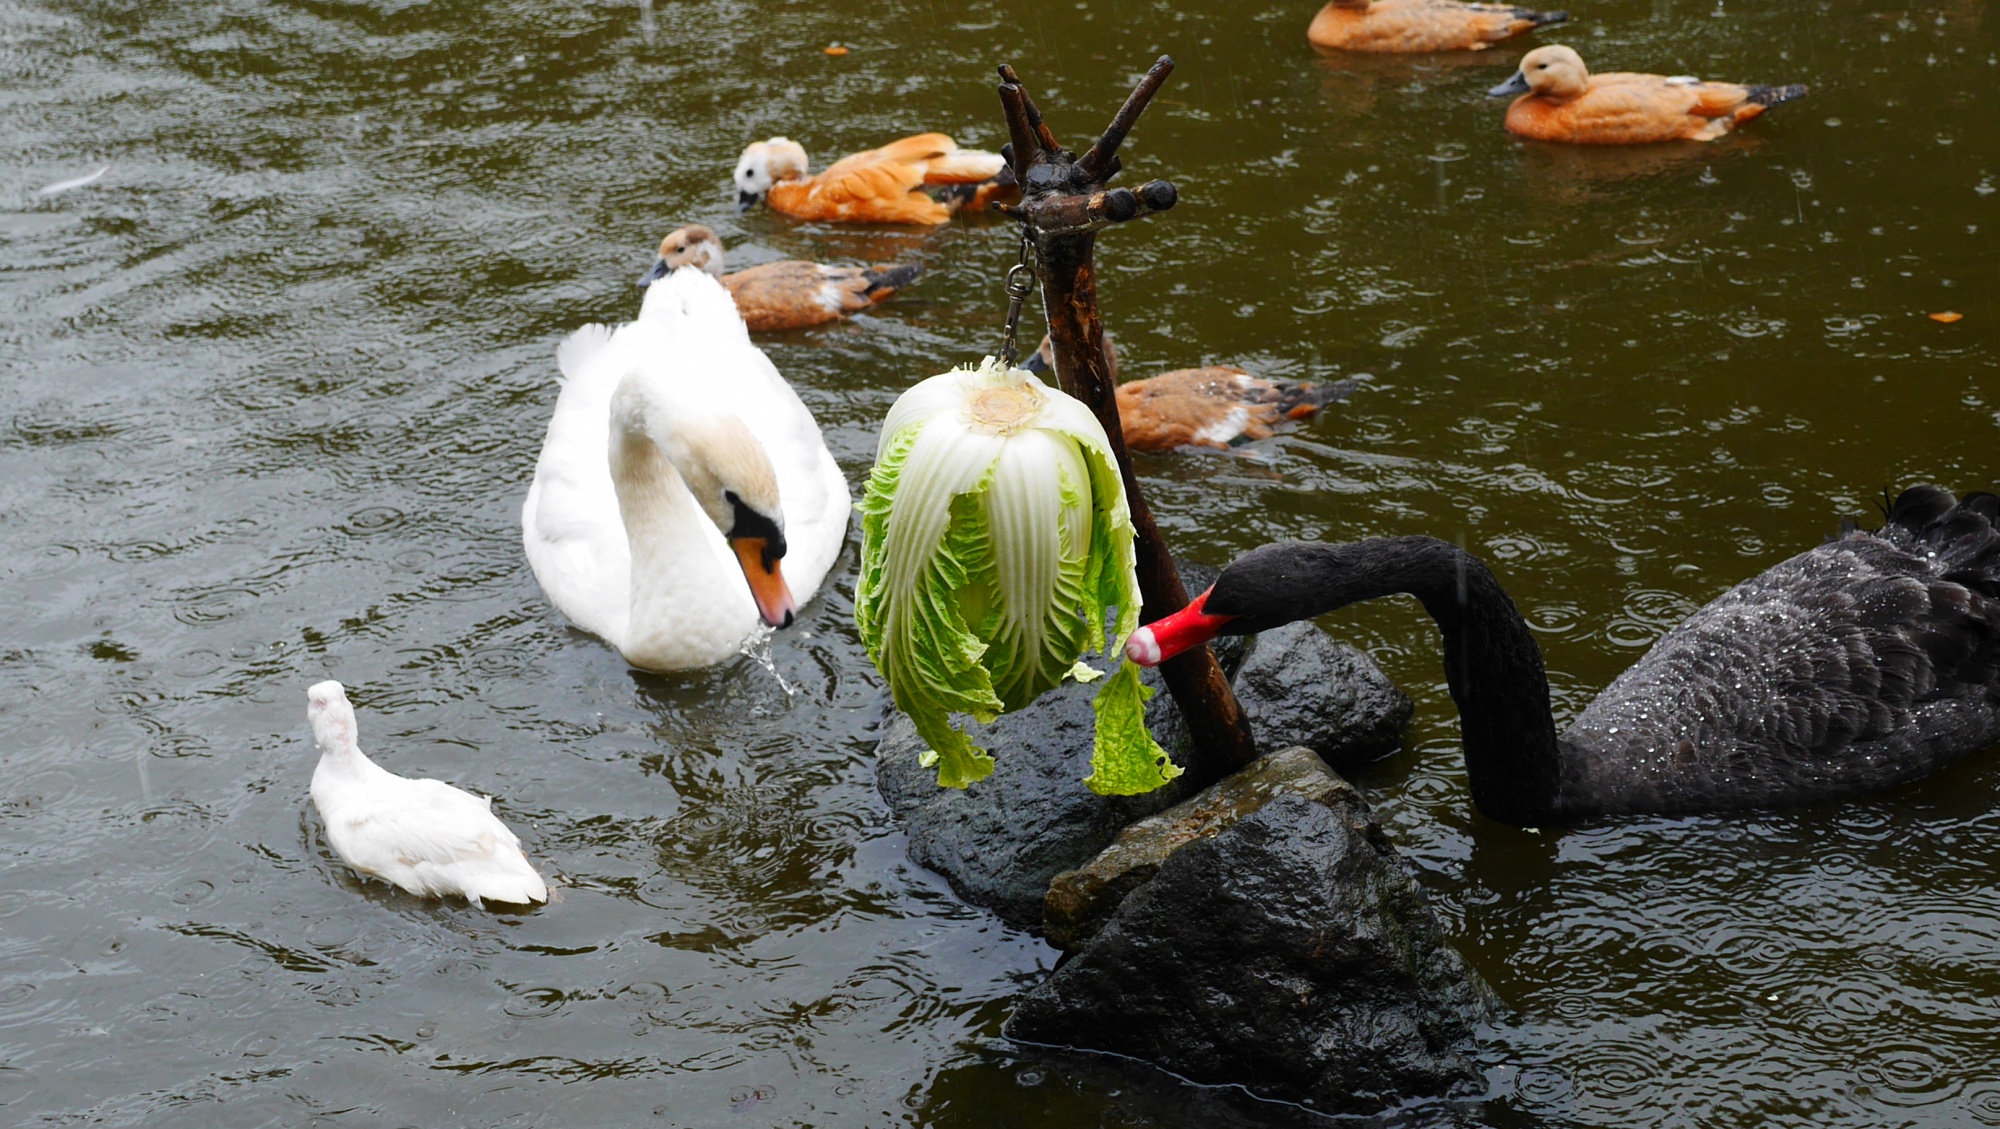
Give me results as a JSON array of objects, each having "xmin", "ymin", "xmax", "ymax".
[{"xmin": 1489, "ymin": 44, "xmax": 1589, "ymax": 100}]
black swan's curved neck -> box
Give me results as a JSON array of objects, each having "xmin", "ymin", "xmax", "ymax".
[{"xmin": 1232, "ymin": 538, "xmax": 1568, "ymax": 824}]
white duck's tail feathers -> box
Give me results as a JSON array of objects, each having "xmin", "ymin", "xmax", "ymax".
[
  {"xmin": 463, "ymin": 869, "xmax": 550, "ymax": 906},
  {"xmin": 556, "ymin": 323, "xmax": 618, "ymax": 386},
  {"xmin": 435, "ymin": 845, "xmax": 549, "ymax": 906}
]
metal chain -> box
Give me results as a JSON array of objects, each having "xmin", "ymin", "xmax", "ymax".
[{"xmin": 997, "ymin": 235, "xmax": 1038, "ymax": 368}]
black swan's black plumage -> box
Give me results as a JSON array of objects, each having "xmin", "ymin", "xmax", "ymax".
[{"xmin": 1200, "ymin": 486, "xmax": 2000, "ymax": 825}]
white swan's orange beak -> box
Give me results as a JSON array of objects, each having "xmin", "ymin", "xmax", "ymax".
[
  {"xmin": 1123, "ymin": 587, "xmax": 1236, "ymax": 667},
  {"xmin": 731, "ymin": 537, "xmax": 798, "ymax": 628}
]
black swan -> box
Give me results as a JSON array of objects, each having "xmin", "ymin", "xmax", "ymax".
[{"xmin": 1126, "ymin": 486, "xmax": 2000, "ymax": 825}]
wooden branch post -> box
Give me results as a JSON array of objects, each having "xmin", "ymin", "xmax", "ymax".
[{"xmin": 994, "ymin": 58, "xmax": 1259, "ymax": 788}]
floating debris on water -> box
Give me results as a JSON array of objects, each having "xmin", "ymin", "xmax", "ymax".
[{"xmin": 38, "ymin": 165, "xmax": 109, "ymax": 195}]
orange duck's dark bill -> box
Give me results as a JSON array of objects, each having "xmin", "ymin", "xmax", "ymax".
[
  {"xmin": 1123, "ymin": 587, "xmax": 1236, "ymax": 666},
  {"xmin": 731, "ymin": 538, "xmax": 798, "ymax": 628}
]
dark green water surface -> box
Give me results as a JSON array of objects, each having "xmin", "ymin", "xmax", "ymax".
[{"xmin": 3, "ymin": 0, "xmax": 1997, "ymax": 1123}]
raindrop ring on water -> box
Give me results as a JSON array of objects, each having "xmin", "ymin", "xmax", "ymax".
[{"xmin": 1965, "ymin": 1083, "xmax": 2000, "ymax": 1124}]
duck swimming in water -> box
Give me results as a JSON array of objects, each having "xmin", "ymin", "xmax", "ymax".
[
  {"xmin": 307, "ymin": 681, "xmax": 548, "ymax": 908},
  {"xmin": 1128, "ymin": 487, "xmax": 2000, "ymax": 826},
  {"xmin": 650, "ymin": 225, "xmax": 923, "ymax": 332},
  {"xmin": 733, "ymin": 133, "xmax": 1017, "ymax": 225},
  {"xmin": 1308, "ymin": 0, "xmax": 1568, "ymax": 53},
  {"xmin": 1488, "ymin": 45, "xmax": 1807, "ymax": 144},
  {"xmin": 1023, "ymin": 336, "xmax": 1357, "ymax": 452},
  {"xmin": 1111, "ymin": 368, "xmax": 1356, "ymax": 451}
]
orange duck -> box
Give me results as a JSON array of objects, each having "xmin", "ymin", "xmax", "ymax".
[
  {"xmin": 643, "ymin": 225, "xmax": 922, "ymax": 332},
  {"xmin": 732, "ymin": 133, "xmax": 1017, "ymax": 226},
  {"xmin": 1307, "ymin": 0, "xmax": 1568, "ymax": 52},
  {"xmin": 1488, "ymin": 45, "xmax": 1807, "ymax": 143},
  {"xmin": 1024, "ymin": 337, "xmax": 1358, "ymax": 452}
]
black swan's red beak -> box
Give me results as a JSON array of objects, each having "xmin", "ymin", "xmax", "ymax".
[{"xmin": 1124, "ymin": 587, "xmax": 1238, "ymax": 666}]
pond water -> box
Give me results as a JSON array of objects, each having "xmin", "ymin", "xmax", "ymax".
[{"xmin": 3, "ymin": 0, "xmax": 1996, "ymax": 1124}]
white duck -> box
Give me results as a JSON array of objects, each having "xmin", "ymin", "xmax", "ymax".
[
  {"xmin": 521, "ymin": 254, "xmax": 850, "ymax": 670},
  {"xmin": 306, "ymin": 680, "xmax": 548, "ymax": 907}
]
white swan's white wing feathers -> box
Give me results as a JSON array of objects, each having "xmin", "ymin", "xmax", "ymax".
[
  {"xmin": 554, "ymin": 321, "xmax": 617, "ymax": 385},
  {"xmin": 523, "ymin": 322, "xmax": 633, "ymax": 642}
]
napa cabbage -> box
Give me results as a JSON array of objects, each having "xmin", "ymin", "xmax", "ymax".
[{"xmin": 855, "ymin": 357, "xmax": 1178, "ymax": 795}]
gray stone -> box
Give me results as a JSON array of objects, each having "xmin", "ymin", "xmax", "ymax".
[
  {"xmin": 1043, "ymin": 746, "xmax": 1348, "ymax": 951},
  {"xmin": 1234, "ymin": 621, "xmax": 1412, "ymax": 771},
  {"xmin": 1008, "ymin": 789, "xmax": 1499, "ymax": 1116}
]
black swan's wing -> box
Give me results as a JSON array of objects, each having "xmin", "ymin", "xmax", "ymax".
[{"xmin": 1560, "ymin": 487, "xmax": 2000, "ymax": 815}]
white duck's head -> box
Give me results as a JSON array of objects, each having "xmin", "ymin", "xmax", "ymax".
[
  {"xmin": 608, "ymin": 380, "xmax": 799, "ymax": 629},
  {"xmin": 1489, "ymin": 45, "xmax": 1590, "ymax": 101},
  {"xmin": 307, "ymin": 680, "xmax": 361, "ymax": 760},
  {"xmin": 637, "ymin": 224, "xmax": 726, "ymax": 287},
  {"xmin": 733, "ymin": 137, "xmax": 808, "ymax": 212}
]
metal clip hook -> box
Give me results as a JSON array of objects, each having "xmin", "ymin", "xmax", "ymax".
[{"xmin": 998, "ymin": 237, "xmax": 1038, "ymax": 368}]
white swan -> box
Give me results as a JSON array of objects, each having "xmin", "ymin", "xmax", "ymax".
[
  {"xmin": 521, "ymin": 260, "xmax": 851, "ymax": 670},
  {"xmin": 307, "ymin": 680, "xmax": 548, "ymax": 907}
]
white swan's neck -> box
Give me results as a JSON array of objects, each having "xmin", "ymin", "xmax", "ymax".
[{"xmin": 606, "ymin": 379, "xmax": 759, "ymax": 669}]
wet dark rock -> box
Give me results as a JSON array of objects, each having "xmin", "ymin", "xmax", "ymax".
[
  {"xmin": 1043, "ymin": 746, "xmax": 1347, "ymax": 951},
  {"xmin": 876, "ymin": 563, "xmax": 1197, "ymax": 930},
  {"xmin": 1009, "ymin": 784, "xmax": 1498, "ymax": 1115},
  {"xmin": 1231, "ymin": 621, "xmax": 1412, "ymax": 771},
  {"xmin": 874, "ymin": 667, "xmax": 1194, "ymax": 932},
  {"xmin": 875, "ymin": 605, "xmax": 1409, "ymax": 932}
]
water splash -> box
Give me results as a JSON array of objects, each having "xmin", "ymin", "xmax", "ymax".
[{"xmin": 739, "ymin": 629, "xmax": 795, "ymax": 700}]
